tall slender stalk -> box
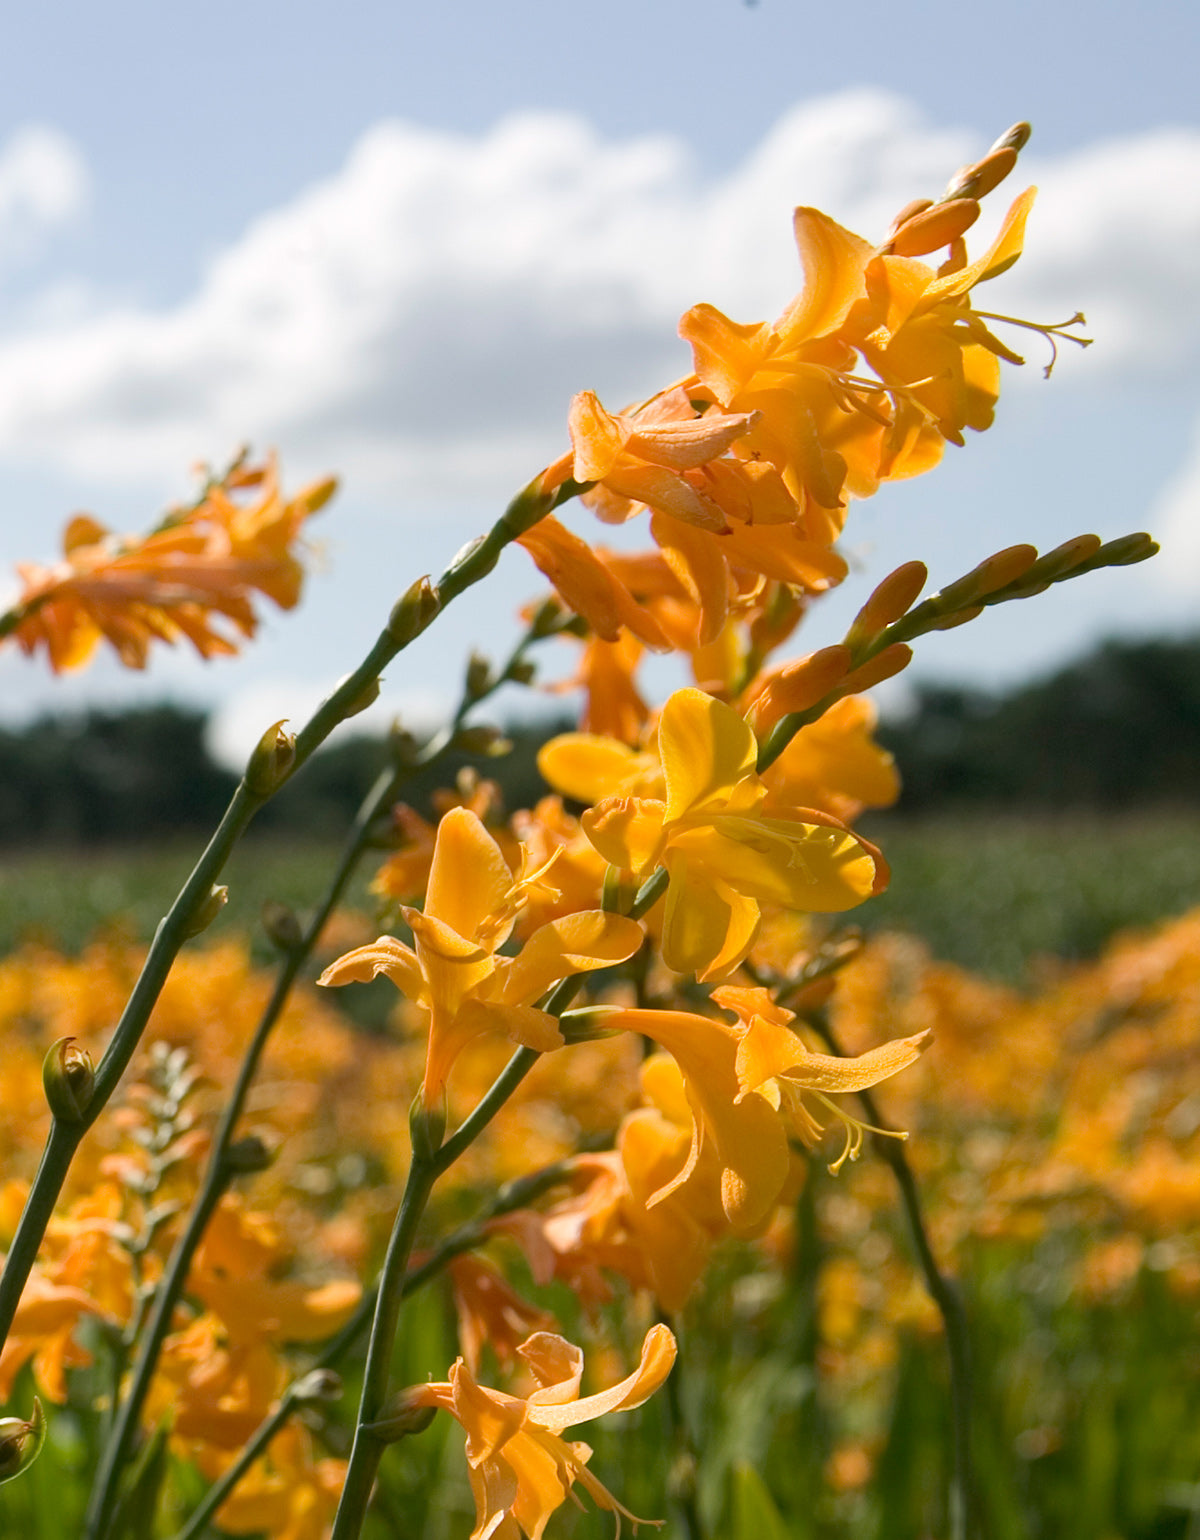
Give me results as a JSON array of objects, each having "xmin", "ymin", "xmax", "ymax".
[
  {"xmin": 83, "ymin": 611, "xmax": 558, "ymax": 1538},
  {"xmin": 811, "ymin": 1012, "xmax": 974, "ymax": 1540},
  {"xmin": 0, "ymin": 475, "xmax": 569, "ymax": 1361}
]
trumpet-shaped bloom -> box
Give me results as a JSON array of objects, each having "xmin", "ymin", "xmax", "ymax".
[
  {"xmin": 319, "ymin": 808, "xmax": 643, "ymax": 1110},
  {"xmin": 717, "ymin": 984, "xmax": 930, "ymax": 1171},
  {"xmin": 544, "ymin": 688, "xmax": 885, "ymax": 979},
  {"xmin": 404, "ymin": 1326, "xmax": 676, "ymax": 1540}
]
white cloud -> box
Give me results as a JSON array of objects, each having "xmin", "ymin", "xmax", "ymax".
[
  {"xmin": 1151, "ymin": 424, "xmax": 1200, "ymax": 583},
  {"xmin": 0, "ymin": 126, "xmax": 88, "ymax": 268},
  {"xmin": 0, "ymin": 93, "xmax": 1197, "ymax": 584}
]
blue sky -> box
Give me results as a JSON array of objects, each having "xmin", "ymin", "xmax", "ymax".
[{"xmin": 2, "ymin": 1, "xmax": 1198, "ymax": 762}]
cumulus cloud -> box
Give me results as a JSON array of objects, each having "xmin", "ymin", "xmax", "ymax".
[
  {"xmin": 0, "ymin": 92, "xmax": 1196, "ymax": 523},
  {"xmin": 0, "ymin": 125, "xmax": 88, "ymax": 268}
]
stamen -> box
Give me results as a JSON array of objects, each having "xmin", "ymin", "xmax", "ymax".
[{"xmin": 972, "ymin": 310, "xmax": 1092, "ymax": 378}]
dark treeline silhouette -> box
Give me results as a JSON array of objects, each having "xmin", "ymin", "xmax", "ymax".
[
  {"xmin": 2, "ymin": 634, "xmax": 1198, "ymax": 846},
  {"xmin": 879, "ymin": 635, "xmax": 1200, "ymax": 813},
  {"xmin": 0, "ymin": 705, "xmax": 569, "ymax": 849}
]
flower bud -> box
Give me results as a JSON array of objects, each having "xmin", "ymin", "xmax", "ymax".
[
  {"xmin": 183, "ymin": 884, "xmax": 229, "ymax": 939},
  {"xmin": 262, "ymin": 900, "xmax": 304, "ymax": 953},
  {"xmin": 838, "ymin": 643, "xmax": 914, "ymax": 694},
  {"xmin": 365, "ymin": 1391, "xmax": 438, "ymax": 1443},
  {"xmin": 845, "ymin": 562, "xmax": 928, "ymax": 651},
  {"xmin": 528, "ymin": 596, "xmax": 566, "ymax": 638},
  {"xmin": 508, "ymin": 658, "xmax": 537, "ymax": 686},
  {"xmin": 453, "ymin": 725, "xmax": 512, "ymax": 758},
  {"xmin": 888, "ymin": 198, "xmax": 980, "ymax": 257},
  {"xmin": 465, "ymin": 651, "xmax": 494, "ymax": 699},
  {"xmin": 293, "ymin": 1368, "xmax": 343, "ymax": 1404},
  {"xmin": 246, "ymin": 720, "xmax": 296, "ymax": 796},
  {"xmin": 990, "ymin": 121, "xmax": 1032, "ymax": 154},
  {"xmin": 0, "ymin": 1399, "xmax": 45, "ymax": 1485},
  {"xmin": 1088, "ymin": 531, "xmax": 1159, "ymax": 569},
  {"xmin": 298, "ymin": 475, "xmax": 339, "ymax": 515},
  {"xmin": 43, "ymin": 1038, "xmax": 94, "ymax": 1124},
  {"xmin": 331, "ymin": 673, "xmax": 381, "ymax": 722},
  {"xmin": 945, "ymin": 145, "xmax": 1019, "ymax": 202},
  {"xmin": 222, "ymin": 1134, "xmax": 275, "ymax": 1174},
  {"xmin": 387, "ymin": 576, "xmax": 440, "ymax": 647},
  {"xmin": 884, "ymin": 198, "xmax": 933, "ymax": 243},
  {"xmin": 558, "ymin": 1006, "xmax": 623, "ymax": 1045}
]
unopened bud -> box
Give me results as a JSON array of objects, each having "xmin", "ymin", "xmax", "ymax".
[
  {"xmin": 528, "ymin": 596, "xmax": 566, "ymax": 638},
  {"xmin": 465, "ymin": 651, "xmax": 494, "ymax": 699},
  {"xmin": 364, "ymin": 1391, "xmax": 438, "ymax": 1443},
  {"xmin": 332, "ymin": 673, "xmax": 381, "ymax": 722},
  {"xmin": 388, "ymin": 723, "xmax": 424, "ymax": 768},
  {"xmin": 0, "ymin": 1399, "xmax": 45, "ymax": 1485},
  {"xmin": 946, "ymin": 145, "xmax": 1019, "ymax": 203},
  {"xmin": 990, "ymin": 121, "xmax": 1032, "ymax": 155},
  {"xmin": 838, "ymin": 643, "xmax": 914, "ymax": 694},
  {"xmin": 888, "ymin": 198, "xmax": 981, "ymax": 258},
  {"xmin": 293, "ymin": 1368, "xmax": 343, "ymax": 1404},
  {"xmin": 885, "ymin": 198, "xmax": 933, "ymax": 243},
  {"xmin": 223, "ymin": 1134, "xmax": 275, "ymax": 1175},
  {"xmin": 453, "ymin": 725, "xmax": 512, "ymax": 758},
  {"xmin": 262, "ymin": 900, "xmax": 304, "ymax": 953},
  {"xmin": 183, "ymin": 884, "xmax": 228, "ymax": 939},
  {"xmin": 43, "ymin": 1038, "xmax": 94, "ymax": 1124},
  {"xmin": 971, "ymin": 544, "xmax": 1039, "ymax": 597},
  {"xmin": 410, "ymin": 1092, "xmax": 446, "ymax": 1161},
  {"xmin": 1021, "ymin": 533, "xmax": 1104, "ymax": 587},
  {"xmin": 1085, "ymin": 531, "xmax": 1159, "ymax": 570},
  {"xmin": 931, "ymin": 604, "xmax": 985, "ymax": 631},
  {"xmin": 846, "ymin": 562, "xmax": 928, "ymax": 651},
  {"xmin": 558, "ymin": 1006, "xmax": 622, "ymax": 1045},
  {"xmin": 508, "ymin": 658, "xmax": 537, "ymax": 686},
  {"xmin": 298, "ymin": 475, "xmax": 339, "ymax": 515},
  {"xmin": 746, "ymin": 645, "xmax": 852, "ymax": 734},
  {"xmin": 246, "ymin": 720, "xmax": 296, "ymax": 796},
  {"xmin": 387, "ymin": 576, "xmax": 440, "ymax": 647}
]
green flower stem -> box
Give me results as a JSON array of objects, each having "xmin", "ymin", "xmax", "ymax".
[
  {"xmin": 85, "ymin": 602, "xmax": 561, "ymax": 1538},
  {"xmin": 0, "ymin": 477, "xmax": 567, "ymax": 1362},
  {"xmin": 657, "ymin": 1313, "xmax": 704, "ymax": 1540},
  {"xmin": 811, "ymin": 1013, "xmax": 974, "ymax": 1540},
  {"xmin": 168, "ymin": 1158, "xmax": 575, "ymax": 1540}
]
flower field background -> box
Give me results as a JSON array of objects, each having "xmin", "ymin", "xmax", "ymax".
[{"xmin": 1, "ymin": 123, "xmax": 1198, "ymax": 1540}]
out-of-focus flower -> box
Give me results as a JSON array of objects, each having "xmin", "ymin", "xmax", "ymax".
[
  {"xmin": 403, "ymin": 1325, "xmax": 676, "ymax": 1540},
  {"xmin": 208, "ymin": 1424, "xmax": 345, "ymax": 1540},
  {"xmin": 4, "ymin": 454, "xmax": 334, "ymax": 671}
]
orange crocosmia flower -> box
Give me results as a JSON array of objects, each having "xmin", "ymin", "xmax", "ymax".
[
  {"xmin": 210, "ymin": 1424, "xmax": 346, "ymax": 1540},
  {"xmin": 559, "ymin": 385, "xmax": 763, "ymax": 534},
  {"xmin": 448, "ymin": 1254, "xmax": 557, "ymax": 1374},
  {"xmin": 849, "ymin": 188, "xmax": 1037, "ymax": 449},
  {"xmin": 5, "ymin": 455, "xmax": 334, "ymax": 672},
  {"xmin": 589, "ymin": 1009, "xmax": 791, "ymax": 1233},
  {"xmin": 717, "ymin": 984, "xmax": 930, "ymax": 1172},
  {"xmin": 404, "ymin": 1326, "xmax": 676, "ymax": 1540},
  {"xmin": 319, "ymin": 807, "xmax": 643, "ymax": 1112},
  {"xmin": 0, "ymin": 1270, "xmax": 114, "ymax": 1404},
  {"xmin": 679, "ymin": 209, "xmax": 889, "ymax": 542},
  {"xmin": 544, "ymin": 687, "xmax": 885, "ymax": 980}
]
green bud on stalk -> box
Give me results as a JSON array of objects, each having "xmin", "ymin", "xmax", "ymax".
[
  {"xmin": 43, "ymin": 1038, "xmax": 94, "ymax": 1124},
  {"xmin": 246, "ymin": 721, "xmax": 296, "ymax": 796},
  {"xmin": 0, "ymin": 1399, "xmax": 46, "ymax": 1485},
  {"xmin": 183, "ymin": 884, "xmax": 229, "ymax": 938}
]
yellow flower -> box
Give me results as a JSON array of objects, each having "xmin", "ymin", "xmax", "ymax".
[
  {"xmin": 404, "ymin": 1326, "xmax": 676, "ymax": 1540},
  {"xmin": 544, "ymin": 687, "xmax": 884, "ymax": 979},
  {"xmin": 319, "ymin": 808, "xmax": 643, "ymax": 1111}
]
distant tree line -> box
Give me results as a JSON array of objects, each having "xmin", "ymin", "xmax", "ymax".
[
  {"xmin": 879, "ymin": 634, "xmax": 1200, "ymax": 813},
  {"xmin": 1, "ymin": 634, "xmax": 1197, "ymax": 847}
]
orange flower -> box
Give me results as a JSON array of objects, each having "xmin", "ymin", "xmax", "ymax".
[
  {"xmin": 320, "ymin": 808, "xmax": 643, "ymax": 1112},
  {"xmin": 4, "ymin": 454, "xmax": 334, "ymax": 671},
  {"xmin": 403, "ymin": 1326, "xmax": 676, "ymax": 1540}
]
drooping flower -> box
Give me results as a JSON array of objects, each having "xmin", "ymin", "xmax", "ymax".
[
  {"xmin": 402, "ymin": 1326, "xmax": 676, "ymax": 1540},
  {"xmin": 319, "ymin": 808, "xmax": 643, "ymax": 1111}
]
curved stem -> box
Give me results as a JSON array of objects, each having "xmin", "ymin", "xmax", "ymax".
[
  {"xmin": 0, "ymin": 476, "xmax": 562, "ymax": 1361},
  {"xmin": 811, "ymin": 1013, "xmax": 973, "ymax": 1540}
]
